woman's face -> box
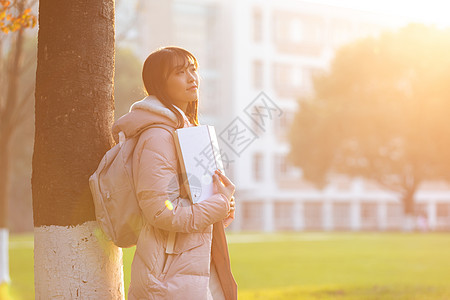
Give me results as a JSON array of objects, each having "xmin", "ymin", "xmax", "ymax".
[{"xmin": 166, "ymin": 58, "xmax": 199, "ymax": 111}]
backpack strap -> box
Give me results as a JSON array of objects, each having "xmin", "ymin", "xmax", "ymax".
[
  {"xmin": 134, "ymin": 123, "xmax": 174, "ymax": 137},
  {"xmin": 133, "ymin": 123, "xmax": 179, "ymax": 254}
]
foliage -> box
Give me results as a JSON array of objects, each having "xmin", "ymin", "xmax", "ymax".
[
  {"xmin": 289, "ymin": 24, "xmax": 450, "ymax": 213},
  {"xmin": 0, "ymin": 0, "xmax": 36, "ymax": 34},
  {"xmin": 114, "ymin": 47, "xmax": 146, "ymax": 119}
]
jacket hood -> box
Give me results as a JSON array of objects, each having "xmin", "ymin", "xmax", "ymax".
[{"xmin": 112, "ymin": 95, "xmax": 189, "ymax": 143}]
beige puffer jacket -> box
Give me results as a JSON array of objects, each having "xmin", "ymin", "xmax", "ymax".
[{"xmin": 112, "ymin": 96, "xmax": 237, "ymax": 300}]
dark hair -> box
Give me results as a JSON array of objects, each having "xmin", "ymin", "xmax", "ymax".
[{"xmin": 142, "ymin": 46, "xmax": 199, "ymax": 128}]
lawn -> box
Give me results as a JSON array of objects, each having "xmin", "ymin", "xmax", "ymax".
[{"xmin": 6, "ymin": 232, "xmax": 450, "ymax": 299}]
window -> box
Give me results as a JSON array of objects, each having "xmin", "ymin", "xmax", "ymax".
[
  {"xmin": 242, "ymin": 201, "xmax": 263, "ymax": 231},
  {"xmin": 253, "ymin": 8, "xmax": 262, "ymax": 42},
  {"xmin": 274, "ymin": 63, "xmax": 289, "ymax": 88},
  {"xmin": 253, "ymin": 60, "xmax": 263, "ymax": 89},
  {"xmin": 289, "ymin": 18, "xmax": 303, "ymax": 43},
  {"xmin": 250, "ymin": 105, "xmax": 265, "ymax": 135},
  {"xmin": 274, "ymin": 202, "xmax": 294, "ymax": 230},
  {"xmin": 273, "ymin": 154, "xmax": 300, "ymax": 181},
  {"xmin": 304, "ymin": 202, "xmax": 323, "ymax": 230},
  {"xmin": 333, "ymin": 202, "xmax": 351, "ymax": 230},
  {"xmin": 436, "ymin": 203, "xmax": 450, "ymax": 230},
  {"xmin": 274, "ymin": 154, "xmax": 287, "ymax": 179},
  {"xmin": 273, "ymin": 63, "xmax": 310, "ymax": 97},
  {"xmin": 253, "ymin": 153, "xmax": 264, "ymax": 182},
  {"xmin": 274, "ymin": 153, "xmax": 298, "ymax": 181},
  {"xmin": 273, "ymin": 11, "xmax": 325, "ymax": 57}
]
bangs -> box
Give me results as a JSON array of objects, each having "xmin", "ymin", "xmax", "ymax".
[{"xmin": 164, "ymin": 50, "xmax": 198, "ymax": 79}]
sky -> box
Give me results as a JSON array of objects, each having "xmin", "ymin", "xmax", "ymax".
[{"xmin": 306, "ymin": 0, "xmax": 450, "ymax": 28}]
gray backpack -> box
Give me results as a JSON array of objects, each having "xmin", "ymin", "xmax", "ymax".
[{"xmin": 89, "ymin": 124, "xmax": 173, "ymax": 248}]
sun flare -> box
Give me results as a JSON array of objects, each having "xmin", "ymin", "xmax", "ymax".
[{"xmin": 307, "ymin": 0, "xmax": 450, "ymax": 28}]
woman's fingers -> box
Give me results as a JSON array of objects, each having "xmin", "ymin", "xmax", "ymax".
[
  {"xmin": 215, "ymin": 169, "xmax": 234, "ymax": 188},
  {"xmin": 228, "ymin": 197, "xmax": 236, "ymax": 213},
  {"xmin": 213, "ymin": 171, "xmax": 236, "ymax": 203},
  {"xmin": 213, "ymin": 174, "xmax": 229, "ymax": 196}
]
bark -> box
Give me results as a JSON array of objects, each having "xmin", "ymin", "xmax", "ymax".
[
  {"xmin": 33, "ymin": 0, "xmax": 122, "ymax": 297},
  {"xmin": 33, "ymin": 0, "xmax": 115, "ymax": 226},
  {"xmin": 0, "ymin": 136, "xmax": 11, "ymax": 229}
]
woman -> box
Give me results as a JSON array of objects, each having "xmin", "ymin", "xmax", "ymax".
[{"xmin": 112, "ymin": 46, "xmax": 237, "ymax": 299}]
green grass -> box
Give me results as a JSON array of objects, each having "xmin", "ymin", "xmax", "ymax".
[
  {"xmin": 6, "ymin": 232, "xmax": 450, "ymax": 299},
  {"xmin": 227, "ymin": 232, "xmax": 450, "ymax": 299}
]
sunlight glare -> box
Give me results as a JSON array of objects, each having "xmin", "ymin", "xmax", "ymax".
[{"xmin": 306, "ymin": 0, "xmax": 450, "ymax": 28}]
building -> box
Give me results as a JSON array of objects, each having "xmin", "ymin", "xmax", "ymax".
[{"xmin": 123, "ymin": 0, "xmax": 450, "ymax": 232}]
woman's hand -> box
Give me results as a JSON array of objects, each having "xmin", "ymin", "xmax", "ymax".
[
  {"xmin": 212, "ymin": 169, "xmax": 235, "ymax": 202},
  {"xmin": 213, "ymin": 169, "xmax": 236, "ymax": 228},
  {"xmin": 223, "ymin": 197, "xmax": 235, "ymax": 228}
]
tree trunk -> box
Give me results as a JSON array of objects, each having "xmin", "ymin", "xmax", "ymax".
[
  {"xmin": 32, "ymin": 0, "xmax": 123, "ymax": 298},
  {"xmin": 0, "ymin": 135, "xmax": 11, "ymax": 285},
  {"xmin": 401, "ymin": 190, "xmax": 416, "ymax": 232}
]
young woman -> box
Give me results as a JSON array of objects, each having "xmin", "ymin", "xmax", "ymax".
[{"xmin": 112, "ymin": 46, "xmax": 237, "ymax": 299}]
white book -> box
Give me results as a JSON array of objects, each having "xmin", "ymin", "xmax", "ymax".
[{"xmin": 173, "ymin": 125, "xmax": 225, "ymax": 204}]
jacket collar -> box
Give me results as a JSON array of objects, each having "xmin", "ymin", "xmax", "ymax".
[
  {"xmin": 130, "ymin": 95, "xmax": 177, "ymax": 123},
  {"xmin": 130, "ymin": 95, "xmax": 190, "ymax": 126}
]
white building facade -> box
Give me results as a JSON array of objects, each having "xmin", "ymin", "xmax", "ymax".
[{"xmin": 126, "ymin": 0, "xmax": 450, "ymax": 232}]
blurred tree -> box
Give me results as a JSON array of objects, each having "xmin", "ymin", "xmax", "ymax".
[
  {"xmin": 114, "ymin": 47, "xmax": 145, "ymax": 119},
  {"xmin": 8, "ymin": 35, "xmax": 36, "ymax": 233},
  {"xmin": 289, "ymin": 24, "xmax": 450, "ymax": 228},
  {"xmin": 33, "ymin": 0, "xmax": 124, "ymax": 297},
  {"xmin": 0, "ymin": 0, "xmax": 36, "ymax": 287}
]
